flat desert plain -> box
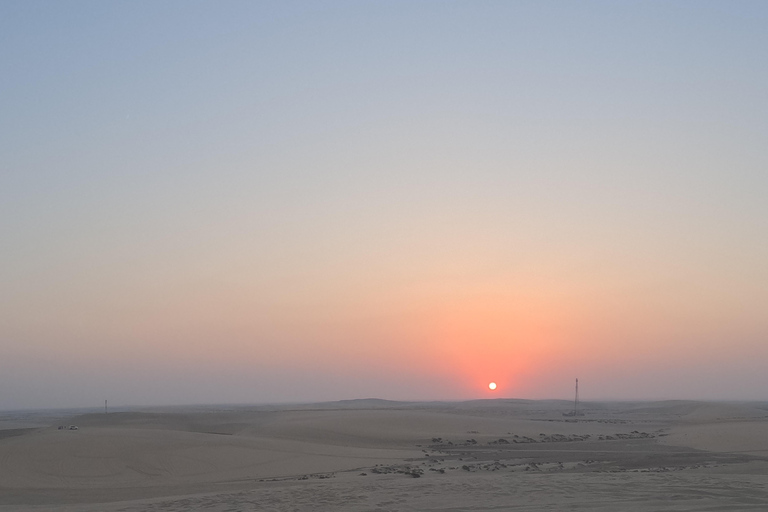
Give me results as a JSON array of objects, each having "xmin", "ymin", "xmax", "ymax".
[{"xmin": 2, "ymin": 399, "xmax": 768, "ymax": 511}]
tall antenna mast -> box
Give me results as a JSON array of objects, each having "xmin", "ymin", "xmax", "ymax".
[
  {"xmin": 574, "ymin": 378, "xmax": 579, "ymax": 414},
  {"xmin": 563, "ymin": 378, "xmax": 584, "ymax": 417}
]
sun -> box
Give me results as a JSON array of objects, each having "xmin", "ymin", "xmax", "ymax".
[{"xmin": 488, "ymin": 382, "xmax": 497, "ymax": 390}]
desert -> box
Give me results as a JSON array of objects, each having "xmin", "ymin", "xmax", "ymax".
[
  {"xmin": 4, "ymin": 1, "xmax": 768, "ymax": 510},
  {"xmin": 1, "ymin": 399, "xmax": 767, "ymax": 511}
]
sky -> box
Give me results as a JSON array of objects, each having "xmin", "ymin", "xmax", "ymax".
[{"xmin": 1, "ymin": 1, "xmax": 767, "ymax": 409}]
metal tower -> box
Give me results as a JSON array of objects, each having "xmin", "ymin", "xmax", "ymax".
[
  {"xmin": 574, "ymin": 378, "xmax": 579, "ymax": 415},
  {"xmin": 563, "ymin": 378, "xmax": 584, "ymax": 417}
]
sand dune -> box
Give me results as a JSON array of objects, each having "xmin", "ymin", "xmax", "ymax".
[
  {"xmin": 2, "ymin": 399, "xmax": 768, "ymax": 511},
  {"xmin": 0, "ymin": 424, "xmax": 417, "ymax": 489},
  {"xmin": 660, "ymin": 421, "xmax": 768, "ymax": 456}
]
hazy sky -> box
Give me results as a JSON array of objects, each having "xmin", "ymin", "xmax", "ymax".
[{"xmin": 2, "ymin": 1, "xmax": 767, "ymax": 409}]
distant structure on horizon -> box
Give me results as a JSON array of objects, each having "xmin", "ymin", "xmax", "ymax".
[{"xmin": 563, "ymin": 378, "xmax": 584, "ymax": 417}]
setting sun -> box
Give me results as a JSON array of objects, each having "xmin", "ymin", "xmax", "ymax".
[{"xmin": 488, "ymin": 382, "xmax": 497, "ymax": 390}]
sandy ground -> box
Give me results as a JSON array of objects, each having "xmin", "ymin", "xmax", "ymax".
[{"xmin": 1, "ymin": 399, "xmax": 767, "ymax": 511}]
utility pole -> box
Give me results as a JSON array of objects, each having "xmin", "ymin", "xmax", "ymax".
[{"xmin": 105, "ymin": 399, "xmax": 108, "ymax": 414}]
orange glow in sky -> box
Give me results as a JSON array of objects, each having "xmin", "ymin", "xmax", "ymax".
[{"xmin": 2, "ymin": 2, "xmax": 768, "ymax": 409}]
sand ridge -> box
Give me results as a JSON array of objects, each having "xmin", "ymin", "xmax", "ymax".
[{"xmin": 1, "ymin": 399, "xmax": 768, "ymax": 511}]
